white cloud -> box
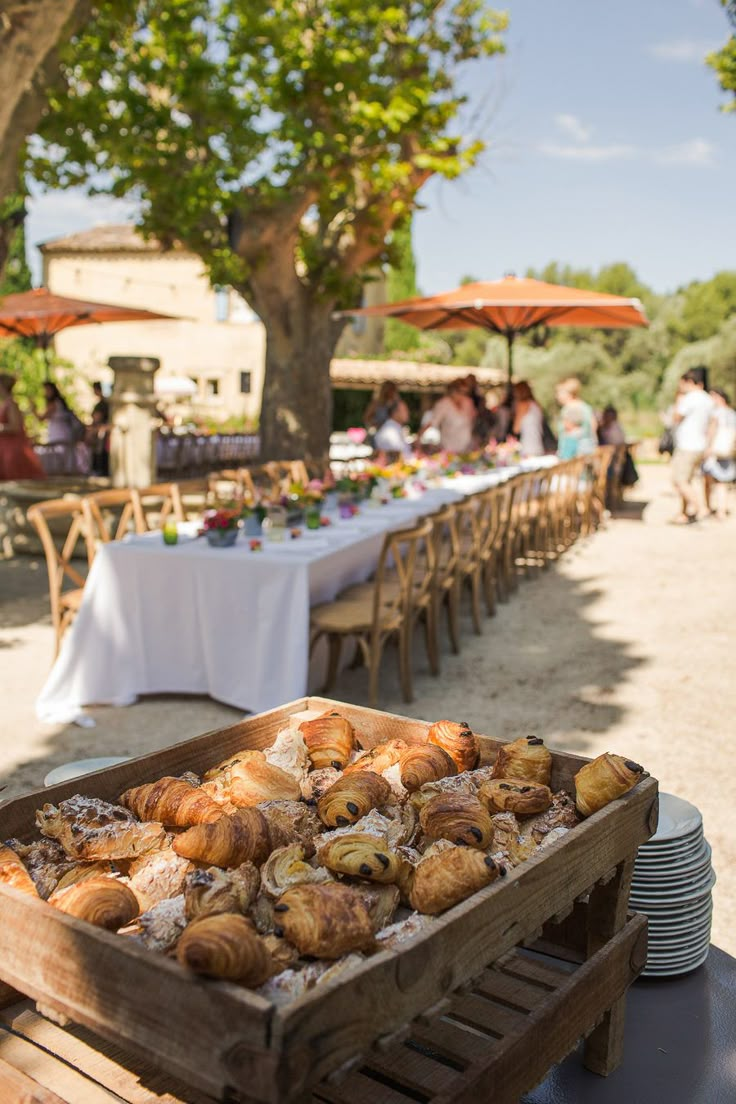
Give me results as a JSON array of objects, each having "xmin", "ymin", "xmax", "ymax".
[
  {"xmin": 653, "ymin": 138, "xmax": 716, "ymax": 167},
  {"xmin": 554, "ymin": 113, "xmax": 593, "ymax": 143},
  {"xmin": 539, "ymin": 142, "xmax": 637, "ymax": 162},
  {"xmin": 649, "ymin": 39, "xmax": 720, "ymax": 62}
]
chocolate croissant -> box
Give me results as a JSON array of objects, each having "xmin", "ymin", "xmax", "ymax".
[
  {"xmin": 409, "ymin": 847, "xmax": 503, "ymax": 915},
  {"xmin": 37, "ymin": 795, "xmax": 166, "ymax": 860},
  {"xmin": 400, "ymin": 744, "xmax": 458, "ymax": 792},
  {"xmin": 184, "ymin": 863, "xmax": 261, "ymax": 921},
  {"xmin": 276, "ymin": 883, "xmax": 375, "ymax": 958},
  {"xmin": 419, "ymin": 793, "xmax": 494, "ymax": 850},
  {"xmin": 575, "ymin": 754, "xmax": 645, "ymax": 817},
  {"xmin": 491, "ymin": 735, "xmax": 552, "ymax": 786},
  {"xmin": 203, "ymin": 751, "xmax": 301, "ymax": 806},
  {"xmin": 0, "ymin": 844, "xmax": 39, "ymax": 896},
  {"xmin": 317, "ymin": 771, "xmax": 391, "ymax": 828},
  {"xmin": 344, "ymin": 739, "xmax": 409, "ymax": 775},
  {"xmin": 172, "ymin": 808, "xmax": 272, "ymax": 867},
  {"xmin": 49, "ymin": 876, "xmax": 139, "ymax": 930},
  {"xmin": 427, "ymin": 720, "xmax": 479, "ymax": 773},
  {"xmin": 299, "ymin": 710, "xmax": 356, "ymax": 771},
  {"xmin": 177, "ymin": 913, "xmax": 275, "ymax": 985},
  {"xmin": 317, "ymin": 833, "xmax": 405, "ymax": 884},
  {"xmin": 477, "ymin": 779, "xmax": 552, "ymax": 816},
  {"xmin": 119, "ymin": 776, "xmax": 223, "ymax": 827}
]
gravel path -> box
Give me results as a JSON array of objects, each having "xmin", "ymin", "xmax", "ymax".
[{"xmin": 1, "ymin": 463, "xmax": 734, "ymax": 952}]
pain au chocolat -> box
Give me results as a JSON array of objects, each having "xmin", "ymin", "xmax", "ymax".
[
  {"xmin": 427, "ymin": 720, "xmax": 480, "ymax": 773},
  {"xmin": 491, "ymin": 735, "xmax": 553, "ymax": 786},
  {"xmin": 574, "ymin": 753, "xmax": 645, "ymax": 817},
  {"xmin": 299, "ymin": 710, "xmax": 356, "ymax": 771}
]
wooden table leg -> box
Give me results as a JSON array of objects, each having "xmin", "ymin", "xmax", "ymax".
[{"xmin": 583, "ymin": 856, "xmax": 638, "ymax": 1076}]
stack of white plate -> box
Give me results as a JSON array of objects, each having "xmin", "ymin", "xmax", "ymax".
[{"xmin": 631, "ymin": 792, "xmax": 715, "ymax": 977}]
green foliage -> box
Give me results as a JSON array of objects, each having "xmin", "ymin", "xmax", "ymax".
[
  {"xmin": 385, "ymin": 220, "xmax": 422, "ymax": 353},
  {"xmin": 0, "ymin": 192, "xmax": 32, "ymax": 295},
  {"xmin": 668, "ymin": 272, "xmax": 736, "ymax": 344},
  {"xmin": 707, "ymin": 1, "xmax": 736, "ymax": 111},
  {"xmin": 0, "ymin": 340, "xmax": 77, "ymax": 435}
]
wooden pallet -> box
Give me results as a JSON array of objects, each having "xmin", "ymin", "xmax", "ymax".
[
  {"xmin": 0, "ymin": 698, "xmax": 658, "ymax": 1102},
  {"xmin": 0, "ymin": 914, "xmax": 647, "ymax": 1104}
]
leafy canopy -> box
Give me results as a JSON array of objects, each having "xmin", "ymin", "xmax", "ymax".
[
  {"xmin": 32, "ymin": 0, "xmax": 507, "ymax": 304},
  {"xmin": 707, "ymin": 1, "xmax": 736, "ymax": 111}
]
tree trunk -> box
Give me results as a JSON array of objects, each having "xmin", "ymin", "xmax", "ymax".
[{"xmin": 250, "ymin": 286, "xmax": 344, "ymax": 464}]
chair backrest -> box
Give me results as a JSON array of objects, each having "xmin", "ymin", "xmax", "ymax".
[
  {"xmin": 26, "ymin": 498, "xmax": 88, "ymax": 650},
  {"xmin": 136, "ymin": 482, "xmax": 185, "ymax": 530},
  {"xmin": 428, "ymin": 504, "xmax": 460, "ymax": 591},
  {"xmin": 81, "ymin": 489, "xmax": 146, "ymax": 563},
  {"xmin": 173, "ymin": 479, "xmax": 211, "ymax": 519},
  {"xmin": 372, "ymin": 518, "xmax": 435, "ymax": 632},
  {"xmin": 454, "ymin": 494, "xmax": 484, "ymax": 570},
  {"xmin": 208, "ymin": 468, "xmax": 257, "ymax": 504}
]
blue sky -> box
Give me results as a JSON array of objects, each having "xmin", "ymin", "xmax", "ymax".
[{"xmin": 26, "ymin": 0, "xmax": 735, "ymax": 295}]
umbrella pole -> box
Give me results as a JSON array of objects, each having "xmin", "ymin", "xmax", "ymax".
[{"xmin": 507, "ymin": 331, "xmax": 515, "ymax": 382}]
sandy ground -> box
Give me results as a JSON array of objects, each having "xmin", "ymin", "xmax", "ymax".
[{"xmin": 1, "ymin": 464, "xmax": 734, "ymax": 954}]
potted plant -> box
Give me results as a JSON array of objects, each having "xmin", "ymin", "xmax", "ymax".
[{"xmin": 202, "ymin": 507, "xmax": 241, "ymax": 548}]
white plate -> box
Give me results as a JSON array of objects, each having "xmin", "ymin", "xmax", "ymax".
[
  {"xmin": 642, "ymin": 946, "xmax": 711, "ymax": 977},
  {"xmin": 648, "ymin": 793, "xmax": 703, "ymax": 842},
  {"xmin": 646, "ymin": 906, "xmax": 713, "ymax": 932},
  {"xmin": 647, "ymin": 925, "xmax": 713, "ymax": 950},
  {"xmin": 633, "ymin": 852, "xmax": 713, "ymax": 887},
  {"xmin": 632, "ymin": 891, "xmax": 714, "ymax": 915},
  {"xmin": 646, "ymin": 940, "xmax": 712, "ymax": 965},
  {"xmin": 631, "ymin": 877, "xmax": 716, "ymax": 908},
  {"xmin": 638, "ymin": 828, "xmax": 704, "ymax": 856},
  {"xmin": 44, "ymin": 756, "xmax": 131, "ymax": 786}
]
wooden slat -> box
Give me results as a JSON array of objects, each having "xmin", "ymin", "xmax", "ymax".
[
  {"xmin": 443, "ymin": 993, "xmax": 527, "ymax": 1039},
  {"xmin": 0, "ymin": 1055, "xmax": 69, "ymax": 1104},
  {"xmin": 470, "ymin": 968, "xmax": 552, "ymax": 1013},
  {"xmin": 0, "ymin": 1027, "xmax": 118, "ymax": 1103},
  {"xmin": 361, "ymin": 1040, "xmax": 460, "ymax": 1096},
  {"xmin": 408, "ymin": 1019, "xmax": 489, "ymax": 1068}
]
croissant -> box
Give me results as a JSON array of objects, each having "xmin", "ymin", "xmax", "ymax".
[
  {"xmin": 575, "ymin": 754, "xmax": 645, "ymax": 817},
  {"xmin": 184, "ymin": 863, "xmax": 261, "ymax": 921},
  {"xmin": 203, "ymin": 751, "xmax": 301, "ymax": 806},
  {"xmin": 49, "ymin": 876, "xmax": 139, "ymax": 930},
  {"xmin": 491, "ymin": 735, "xmax": 552, "ymax": 786},
  {"xmin": 276, "ymin": 883, "xmax": 375, "ymax": 958},
  {"xmin": 177, "ymin": 914, "xmax": 275, "ymax": 985},
  {"xmin": 119, "ymin": 777, "xmax": 223, "ymax": 827},
  {"xmin": 419, "ymin": 793, "xmax": 494, "ymax": 850},
  {"xmin": 172, "ymin": 808, "xmax": 272, "ymax": 867},
  {"xmin": 260, "ymin": 844, "xmax": 333, "ymax": 899},
  {"xmin": 317, "ymin": 771, "xmax": 391, "ymax": 828},
  {"xmin": 0, "ymin": 844, "xmax": 39, "ymax": 896},
  {"xmin": 477, "ymin": 779, "xmax": 552, "ymax": 816},
  {"xmin": 344, "ymin": 740, "xmax": 409, "ymax": 775},
  {"xmin": 36, "ymin": 795, "xmax": 166, "ymax": 860},
  {"xmin": 299, "ymin": 710, "xmax": 356, "ymax": 771},
  {"xmin": 409, "ymin": 847, "xmax": 503, "ymax": 915},
  {"xmin": 400, "ymin": 745, "xmax": 457, "ymax": 792},
  {"xmin": 317, "ymin": 833, "xmax": 405, "ymax": 885},
  {"xmin": 427, "ymin": 720, "xmax": 479, "ymax": 773},
  {"xmin": 53, "ymin": 861, "xmax": 116, "ymax": 894}
]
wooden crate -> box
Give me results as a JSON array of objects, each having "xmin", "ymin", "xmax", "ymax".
[{"xmin": 0, "ymin": 698, "xmax": 658, "ymax": 1103}]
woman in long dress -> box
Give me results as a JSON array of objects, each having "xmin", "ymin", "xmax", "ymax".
[{"xmin": 0, "ymin": 373, "xmax": 45, "ymax": 480}]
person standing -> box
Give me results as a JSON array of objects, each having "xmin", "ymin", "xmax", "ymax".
[
  {"xmin": 555, "ymin": 378, "xmax": 597, "ymax": 460},
  {"xmin": 703, "ymin": 388, "xmax": 736, "ymax": 520},
  {"xmin": 670, "ymin": 368, "xmax": 713, "ymax": 524},
  {"xmin": 511, "ymin": 381, "xmax": 545, "ymax": 457},
  {"xmin": 424, "ymin": 380, "xmax": 476, "ymax": 454},
  {"xmin": 0, "ymin": 373, "xmax": 45, "ymax": 480},
  {"xmin": 364, "ymin": 381, "xmax": 411, "ymax": 457},
  {"xmin": 88, "ymin": 381, "xmax": 111, "ymax": 477}
]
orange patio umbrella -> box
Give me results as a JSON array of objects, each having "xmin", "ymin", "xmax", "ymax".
[
  {"xmin": 0, "ymin": 287, "xmax": 176, "ymax": 364},
  {"xmin": 339, "ymin": 275, "xmax": 649, "ymax": 378}
]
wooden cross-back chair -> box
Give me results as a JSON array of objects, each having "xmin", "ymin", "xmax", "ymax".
[
  {"xmin": 26, "ymin": 499, "xmax": 89, "ymax": 658},
  {"xmin": 207, "ymin": 468, "xmax": 257, "ymax": 503},
  {"xmin": 310, "ymin": 518, "xmax": 436, "ymax": 705},
  {"xmin": 135, "ymin": 482, "xmax": 185, "ymax": 531},
  {"xmin": 587, "ymin": 445, "xmax": 616, "ymax": 533},
  {"xmin": 474, "ymin": 484, "xmax": 505, "ymax": 616},
  {"xmin": 81, "ymin": 489, "xmax": 146, "ymax": 565},
  {"xmin": 426, "ymin": 503, "xmax": 461, "ymax": 662},
  {"xmin": 454, "ymin": 494, "xmax": 485, "ymax": 635}
]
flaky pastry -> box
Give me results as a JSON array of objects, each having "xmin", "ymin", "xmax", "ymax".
[
  {"xmin": 317, "ymin": 833, "xmax": 406, "ymax": 884},
  {"xmin": 49, "ymin": 876, "xmax": 139, "ymax": 930},
  {"xmin": 477, "ymin": 779, "xmax": 552, "ymax": 816},
  {"xmin": 177, "ymin": 913, "xmax": 275, "ymax": 985},
  {"xmin": 299, "ymin": 710, "xmax": 356, "ymax": 771},
  {"xmin": 317, "ymin": 770, "xmax": 391, "ymax": 828},
  {"xmin": 260, "ymin": 844, "xmax": 333, "ymax": 899},
  {"xmin": 344, "ymin": 740, "xmax": 409, "ymax": 776},
  {"xmin": 419, "ymin": 793, "xmax": 494, "ymax": 850},
  {"xmin": 427, "ymin": 720, "xmax": 479, "ymax": 773},
  {"xmin": 119, "ymin": 776, "xmax": 223, "ymax": 827},
  {"xmin": 491, "ymin": 735, "xmax": 552, "ymax": 786},
  {"xmin": 400, "ymin": 744, "xmax": 458, "ymax": 792},
  {"xmin": 203, "ymin": 751, "xmax": 300, "ymax": 806},
  {"xmin": 36, "ymin": 796, "xmax": 166, "ymax": 861},
  {"xmin": 172, "ymin": 808, "xmax": 271, "ymax": 867},
  {"xmin": 574, "ymin": 754, "xmax": 645, "ymax": 817},
  {"xmin": 184, "ymin": 863, "xmax": 261, "ymax": 921},
  {"xmin": 408, "ymin": 847, "xmax": 503, "ymax": 915},
  {"xmin": 0, "ymin": 844, "xmax": 38, "ymax": 896},
  {"xmin": 276, "ymin": 882, "xmax": 375, "ymax": 958}
]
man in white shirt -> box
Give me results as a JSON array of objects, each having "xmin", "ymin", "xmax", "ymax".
[{"xmin": 670, "ymin": 368, "xmax": 713, "ymax": 523}]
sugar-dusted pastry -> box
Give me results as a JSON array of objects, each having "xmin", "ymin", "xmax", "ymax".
[
  {"xmin": 260, "ymin": 844, "xmax": 333, "ymax": 899},
  {"xmin": 127, "ymin": 849, "xmax": 192, "ymax": 912},
  {"xmin": 427, "ymin": 720, "xmax": 479, "ymax": 773},
  {"xmin": 49, "ymin": 876, "xmax": 139, "ymax": 930},
  {"xmin": 173, "ymin": 808, "xmax": 272, "ymax": 867},
  {"xmin": 184, "ymin": 862, "xmax": 261, "ymax": 921},
  {"xmin": 302, "ymin": 766, "xmax": 343, "ymax": 803},
  {"xmin": 250, "ymin": 892, "xmax": 275, "ymax": 934},
  {"xmin": 408, "ymin": 770, "xmax": 484, "ymax": 811},
  {"xmin": 261, "ymin": 931, "xmax": 300, "ymax": 972},
  {"xmin": 400, "ymin": 744, "xmax": 458, "ymax": 792},
  {"xmin": 419, "ymin": 793, "xmax": 494, "ymax": 850},
  {"xmin": 491, "ymin": 735, "xmax": 552, "ymax": 786},
  {"xmin": 490, "ymin": 812, "xmax": 537, "ymax": 866},
  {"xmin": 37, "ymin": 796, "xmax": 166, "ymax": 861},
  {"xmin": 276, "ymin": 882, "xmax": 375, "ymax": 958},
  {"xmin": 376, "ymin": 913, "xmax": 431, "ymax": 950},
  {"xmin": 353, "ymin": 883, "xmax": 400, "ymax": 931},
  {"xmin": 203, "ymin": 751, "xmax": 301, "ymax": 807},
  {"xmin": 0, "ymin": 844, "xmax": 39, "ymax": 896},
  {"xmin": 3, "ymin": 838, "xmax": 75, "ymax": 899},
  {"xmin": 317, "ymin": 833, "xmax": 405, "ymax": 885},
  {"xmin": 317, "ymin": 771, "xmax": 391, "ymax": 829},
  {"xmin": 344, "ymin": 740, "xmax": 409, "ymax": 776},
  {"xmin": 119, "ymin": 776, "xmax": 223, "ymax": 828},
  {"xmin": 574, "ymin": 754, "xmax": 645, "ymax": 817},
  {"xmin": 409, "ymin": 847, "xmax": 503, "ymax": 915},
  {"xmin": 521, "ymin": 791, "xmax": 580, "ymax": 843},
  {"xmin": 258, "ymin": 800, "xmax": 321, "ymax": 854},
  {"xmin": 263, "ymin": 726, "xmax": 310, "ymax": 785},
  {"xmin": 299, "ymin": 710, "xmax": 356, "ymax": 771},
  {"xmin": 134, "ymin": 894, "xmax": 187, "ymax": 953},
  {"xmin": 177, "ymin": 913, "xmax": 275, "ymax": 986},
  {"xmin": 477, "ymin": 779, "xmax": 552, "ymax": 817}
]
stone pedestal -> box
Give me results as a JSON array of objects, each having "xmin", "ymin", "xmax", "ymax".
[{"xmin": 108, "ymin": 357, "xmax": 160, "ymax": 488}]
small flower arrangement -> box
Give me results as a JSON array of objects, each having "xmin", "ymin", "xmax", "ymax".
[{"xmin": 202, "ymin": 507, "xmax": 241, "ymax": 532}]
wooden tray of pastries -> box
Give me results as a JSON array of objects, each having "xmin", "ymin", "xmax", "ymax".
[{"xmin": 0, "ymin": 698, "xmax": 658, "ymax": 1103}]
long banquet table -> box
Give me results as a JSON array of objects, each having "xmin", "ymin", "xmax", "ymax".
[{"xmin": 37, "ymin": 465, "xmax": 551, "ymax": 725}]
